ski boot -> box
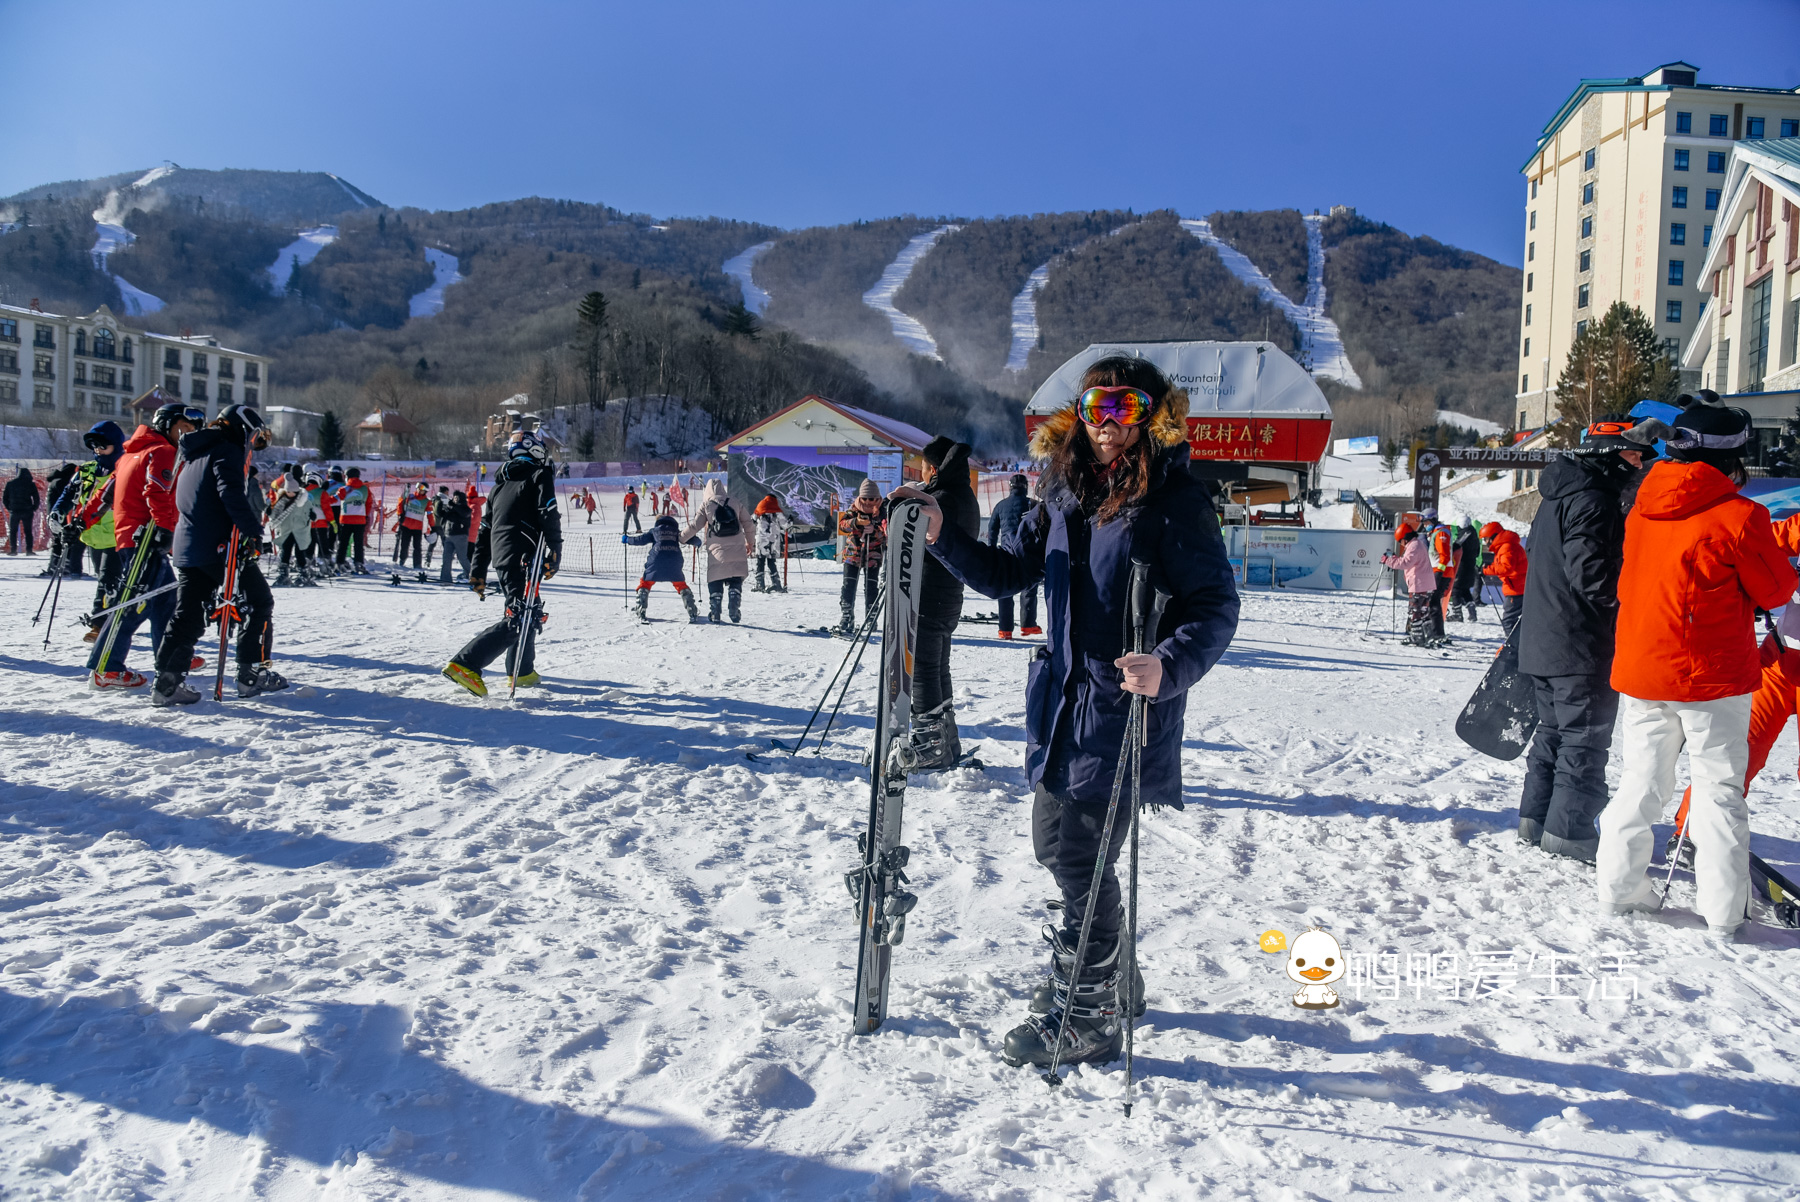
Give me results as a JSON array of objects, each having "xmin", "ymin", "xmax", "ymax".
[
  {"xmin": 1518, "ymin": 817, "xmax": 1544, "ymax": 847},
  {"xmin": 442, "ymin": 661, "xmax": 487, "ymax": 697},
  {"xmin": 907, "ymin": 699, "xmax": 962, "ymax": 771},
  {"xmin": 509, "ymin": 670, "xmax": 541, "ymax": 689},
  {"xmin": 1002, "ymin": 925, "xmax": 1124, "ymax": 1069},
  {"xmin": 236, "ymin": 662, "xmax": 290, "ymax": 699},
  {"xmin": 273, "ymin": 567, "xmax": 292, "ymax": 587},
  {"xmin": 834, "ymin": 614, "xmax": 857, "ymax": 638},
  {"xmin": 633, "ymin": 587, "xmax": 650, "ymax": 622},
  {"xmin": 89, "ymin": 669, "xmax": 148, "ymax": 691},
  {"xmin": 682, "ymin": 589, "xmax": 704, "ymax": 624},
  {"xmin": 708, "ymin": 596, "xmax": 723, "ymax": 623},
  {"xmin": 728, "ymin": 594, "xmax": 741, "ymax": 624},
  {"xmin": 1665, "ymin": 829, "xmax": 1696, "ymax": 871},
  {"xmin": 151, "ymin": 672, "xmax": 200, "ymax": 707},
  {"xmin": 1539, "ymin": 831, "xmax": 1598, "ymax": 864}
]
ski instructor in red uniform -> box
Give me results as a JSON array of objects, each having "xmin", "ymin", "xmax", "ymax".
[{"xmin": 892, "ymin": 355, "xmax": 1239, "ymax": 1070}]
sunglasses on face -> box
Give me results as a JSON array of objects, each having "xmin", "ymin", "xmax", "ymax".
[{"xmin": 1077, "ymin": 386, "xmax": 1154, "ymax": 427}]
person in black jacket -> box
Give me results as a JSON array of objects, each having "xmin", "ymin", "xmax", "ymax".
[
  {"xmin": 153, "ymin": 406, "xmax": 281, "ymax": 706},
  {"xmin": 442, "ymin": 432, "xmax": 563, "ymax": 696},
  {"xmin": 1516, "ymin": 420, "xmax": 1652, "ymax": 861},
  {"xmin": 436, "ymin": 489, "xmax": 472, "ymax": 583},
  {"xmin": 37, "ymin": 463, "xmax": 82, "ymax": 576},
  {"xmin": 1446, "ymin": 517, "xmax": 1481, "ymax": 621},
  {"xmin": 912, "ymin": 435, "xmax": 981, "ymax": 769},
  {"xmin": 5, "ymin": 467, "xmax": 39, "ymax": 555},
  {"xmin": 986, "ymin": 473, "xmax": 1041, "ymax": 638}
]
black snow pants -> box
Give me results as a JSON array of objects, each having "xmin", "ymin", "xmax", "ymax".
[
  {"xmin": 1033, "ymin": 786, "xmax": 1127, "ymax": 958},
  {"xmin": 156, "ymin": 556, "xmax": 274, "ymax": 680},
  {"xmin": 1520, "ymin": 672, "xmax": 1619, "ymax": 850},
  {"xmin": 395, "ymin": 526, "xmax": 422, "ymax": 569},
  {"xmin": 839, "ymin": 561, "xmax": 879, "ymax": 627},
  {"xmin": 1429, "ymin": 572, "xmax": 1450, "ymax": 638},
  {"xmin": 1501, "ymin": 594, "xmax": 1524, "ymax": 641},
  {"xmin": 998, "ymin": 585, "xmax": 1038, "ymax": 633},
  {"xmin": 451, "ymin": 566, "xmax": 542, "ymax": 677},
  {"xmin": 914, "ymin": 614, "xmax": 956, "ymax": 713},
  {"xmin": 336, "ymin": 525, "xmax": 366, "ymax": 567},
  {"xmin": 89, "ymin": 547, "xmax": 123, "ymax": 616}
]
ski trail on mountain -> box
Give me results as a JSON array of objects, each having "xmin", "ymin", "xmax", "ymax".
[
  {"xmin": 1004, "ymin": 224, "xmax": 1137, "ymax": 374},
  {"xmin": 88, "ymin": 194, "xmax": 165, "ymax": 316},
  {"xmin": 722, "ymin": 241, "xmax": 775, "ymax": 316},
  {"xmin": 409, "ymin": 248, "xmax": 464, "ymax": 319},
  {"xmin": 862, "ymin": 225, "xmax": 959, "ymax": 359},
  {"xmin": 1180, "ymin": 216, "xmax": 1361, "ymax": 388},
  {"xmin": 265, "ymin": 226, "xmax": 338, "ymax": 294}
]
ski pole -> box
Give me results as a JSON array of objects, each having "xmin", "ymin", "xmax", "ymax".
[
  {"xmin": 509, "ymin": 535, "xmax": 548, "ymax": 700},
  {"xmin": 789, "ymin": 584, "xmax": 885, "ymax": 755},
  {"xmin": 1657, "ymin": 805, "xmax": 1693, "ymax": 911},
  {"xmin": 32, "ymin": 559, "xmax": 64, "ymax": 625},
  {"xmin": 213, "ymin": 535, "xmax": 243, "ymax": 701},
  {"xmin": 814, "ymin": 587, "xmax": 887, "ymax": 755},
  {"xmin": 85, "ymin": 575, "xmax": 181, "ymax": 622},
  {"xmin": 40, "ymin": 570, "xmax": 64, "ymax": 651},
  {"xmin": 1122, "ymin": 580, "xmax": 1170, "ymax": 1118},
  {"xmin": 94, "ymin": 533, "xmax": 155, "ymax": 674}
]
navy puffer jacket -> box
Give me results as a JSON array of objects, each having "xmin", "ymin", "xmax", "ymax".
[
  {"xmin": 171, "ymin": 427, "xmax": 265, "ymax": 569},
  {"xmin": 928, "ymin": 444, "xmax": 1240, "ymax": 807},
  {"xmin": 625, "ymin": 514, "xmax": 694, "ymax": 582}
]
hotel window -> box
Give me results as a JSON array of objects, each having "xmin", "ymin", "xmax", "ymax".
[
  {"xmin": 73, "ymin": 362, "xmax": 86, "ymax": 383},
  {"xmin": 1582, "ymin": 182, "xmax": 1595, "ymax": 204},
  {"xmin": 1522, "ymin": 337, "xmax": 1531, "ymax": 358},
  {"xmin": 1528, "ymin": 242, "xmax": 1535, "ymax": 261},
  {"xmin": 245, "ymin": 363, "xmax": 260, "ymax": 382},
  {"xmin": 1673, "ymin": 186, "xmax": 1688, "ymax": 208},
  {"xmin": 1747, "ymin": 117, "xmax": 1765, "ymax": 140},
  {"xmin": 192, "ymin": 352, "xmax": 208, "ymax": 373},
  {"xmin": 1676, "ymin": 111, "xmax": 1692, "ymax": 134},
  {"xmin": 245, "ymin": 386, "xmax": 259, "ymax": 405},
  {"xmin": 1531, "ymin": 180, "xmax": 1538, "ymax": 199},
  {"xmin": 191, "ymin": 379, "xmax": 207, "ymax": 401},
  {"xmin": 1520, "ymin": 376, "xmax": 1529, "ymax": 395},
  {"xmin": 218, "ymin": 357, "xmax": 234, "ymax": 378},
  {"xmin": 1703, "ymin": 224, "xmax": 1713, "ymax": 247},
  {"xmin": 1707, "ymin": 151, "xmax": 1726, "ymax": 173},
  {"xmin": 1668, "ymin": 260, "xmax": 1685, "ymax": 286},
  {"xmin": 121, "ymin": 369, "xmax": 132, "ymax": 390},
  {"xmin": 0, "ymin": 380, "xmax": 15, "ymax": 405},
  {"xmin": 1663, "ymin": 337, "xmax": 1680, "ymax": 360},
  {"xmin": 1705, "ymin": 189, "xmax": 1720, "ymax": 210},
  {"xmin": 1525, "ymin": 303, "xmax": 1532, "ymax": 326},
  {"xmin": 1579, "ymin": 249, "xmax": 1592, "ymax": 272},
  {"xmin": 1709, "ymin": 114, "xmax": 1729, "ymax": 136},
  {"xmin": 0, "ymin": 319, "xmax": 15, "ymax": 342},
  {"xmin": 165, "ymin": 374, "xmax": 180, "ymax": 393},
  {"xmin": 34, "ymin": 385, "xmax": 52, "ymax": 409},
  {"xmin": 1529, "ymin": 210, "xmax": 1536, "ymax": 230},
  {"xmin": 218, "ymin": 381, "xmax": 233, "ymax": 403},
  {"xmin": 1581, "ymin": 216, "xmax": 1593, "ymax": 238},
  {"xmin": 1786, "ymin": 300, "xmax": 1800, "ymax": 368},
  {"xmin": 1784, "ymin": 119, "xmax": 1800, "ymax": 139},
  {"xmin": 1577, "ymin": 284, "xmax": 1591, "ymax": 309},
  {"xmin": 1671, "ymin": 223, "xmax": 1686, "ymax": 245},
  {"xmin": 1526, "ymin": 272, "xmax": 1534, "ymax": 292},
  {"xmin": 121, "ymin": 337, "xmax": 133, "ymax": 363},
  {"xmin": 92, "ymin": 394, "xmax": 114, "ymax": 415},
  {"xmin": 1674, "ymin": 149, "xmax": 1690, "ymax": 171},
  {"xmin": 1667, "ymin": 300, "xmax": 1683, "ymax": 323},
  {"xmin": 1584, "ymin": 148, "xmax": 1596, "ymax": 170},
  {"xmin": 73, "ymin": 391, "xmax": 85, "ymax": 410},
  {"xmin": 74, "ymin": 329, "xmax": 86, "ymax": 356},
  {"xmin": 163, "ymin": 348, "xmax": 180, "ymax": 369}
]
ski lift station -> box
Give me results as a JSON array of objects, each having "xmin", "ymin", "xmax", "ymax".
[{"xmin": 1026, "ymin": 341, "xmax": 1333, "ymax": 507}]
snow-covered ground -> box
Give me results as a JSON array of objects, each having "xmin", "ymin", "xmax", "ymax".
[
  {"xmin": 409, "ymin": 249, "xmax": 464, "ymax": 319},
  {"xmin": 722, "ymin": 241, "xmax": 775, "ymax": 316},
  {"xmin": 863, "ymin": 226, "xmax": 959, "ymax": 360},
  {"xmin": 1003, "ymin": 225, "xmax": 1136, "ymax": 375},
  {"xmin": 1180, "ymin": 218, "xmax": 1361, "ymax": 389},
  {"xmin": 88, "ymin": 196, "xmax": 165, "ymax": 317},
  {"xmin": 2, "ymin": 553, "xmax": 1797, "ymax": 1198},
  {"xmin": 265, "ymin": 227, "xmax": 339, "ymax": 294}
]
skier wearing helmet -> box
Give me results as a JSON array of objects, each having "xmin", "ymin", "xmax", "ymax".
[
  {"xmin": 1479, "ymin": 522, "xmax": 1528, "ymax": 638},
  {"xmin": 1381, "ymin": 523, "xmax": 1439, "ymax": 647}
]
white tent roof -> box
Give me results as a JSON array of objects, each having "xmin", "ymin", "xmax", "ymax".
[{"xmin": 1025, "ymin": 341, "xmax": 1332, "ymax": 418}]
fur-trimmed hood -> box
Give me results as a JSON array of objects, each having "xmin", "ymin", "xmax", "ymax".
[{"xmin": 1027, "ymin": 388, "xmax": 1191, "ymax": 459}]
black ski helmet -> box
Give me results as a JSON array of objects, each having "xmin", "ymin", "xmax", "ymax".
[{"xmin": 151, "ymin": 401, "xmax": 206, "ymax": 438}]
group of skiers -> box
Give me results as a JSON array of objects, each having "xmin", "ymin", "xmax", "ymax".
[{"xmin": 1379, "ymin": 509, "xmax": 1528, "ymax": 647}]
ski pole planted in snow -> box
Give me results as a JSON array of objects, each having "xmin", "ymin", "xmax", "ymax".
[{"xmin": 509, "ymin": 534, "xmax": 549, "ymax": 700}]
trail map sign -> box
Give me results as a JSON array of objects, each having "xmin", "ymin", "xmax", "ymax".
[{"xmin": 1413, "ymin": 447, "xmax": 1567, "ymax": 512}]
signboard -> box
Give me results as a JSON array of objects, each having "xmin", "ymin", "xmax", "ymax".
[
  {"xmin": 1414, "ymin": 446, "xmax": 1567, "ymax": 511},
  {"xmin": 1226, "ymin": 526, "xmax": 1390, "ymax": 590},
  {"xmin": 1335, "ymin": 436, "xmax": 1380, "ymax": 456},
  {"xmin": 1021, "ymin": 415, "xmax": 1332, "ymax": 465},
  {"xmin": 865, "ymin": 450, "xmax": 903, "ymax": 495}
]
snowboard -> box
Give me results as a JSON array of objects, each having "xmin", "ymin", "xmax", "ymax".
[
  {"xmin": 851, "ymin": 499, "xmax": 925, "ymax": 1035},
  {"xmin": 1453, "ymin": 628, "xmax": 1537, "ymax": 760}
]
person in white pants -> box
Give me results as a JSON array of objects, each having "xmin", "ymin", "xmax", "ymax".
[{"xmin": 1598, "ymin": 395, "xmax": 1797, "ymax": 941}]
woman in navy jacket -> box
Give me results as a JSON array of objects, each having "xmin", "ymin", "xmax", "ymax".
[{"xmin": 894, "ymin": 355, "xmax": 1239, "ymax": 1068}]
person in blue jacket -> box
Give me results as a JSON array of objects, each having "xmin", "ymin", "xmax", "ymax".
[
  {"xmin": 624, "ymin": 513, "xmax": 702, "ymax": 623},
  {"xmin": 893, "ymin": 355, "xmax": 1239, "ymax": 1069}
]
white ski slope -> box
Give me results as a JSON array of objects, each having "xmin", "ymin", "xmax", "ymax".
[
  {"xmin": 1, "ymin": 557, "xmax": 1797, "ymax": 1199},
  {"xmin": 862, "ymin": 225, "xmax": 959, "ymax": 360},
  {"xmin": 328, "ymin": 175, "xmax": 370, "ymax": 209},
  {"xmin": 722, "ymin": 241, "xmax": 775, "ymax": 317},
  {"xmin": 409, "ymin": 248, "xmax": 464, "ymax": 319},
  {"xmin": 1180, "ymin": 217, "xmax": 1361, "ymax": 389},
  {"xmin": 1003, "ymin": 225, "xmax": 1136, "ymax": 375},
  {"xmin": 88, "ymin": 200, "xmax": 165, "ymax": 317},
  {"xmin": 265, "ymin": 226, "xmax": 338, "ymax": 294}
]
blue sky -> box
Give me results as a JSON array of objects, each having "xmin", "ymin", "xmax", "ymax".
[{"xmin": 5, "ymin": 0, "xmax": 1797, "ymax": 264}]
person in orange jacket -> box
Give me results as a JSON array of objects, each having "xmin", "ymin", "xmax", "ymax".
[
  {"xmin": 334, "ymin": 468, "xmax": 373, "ymax": 574},
  {"xmin": 1479, "ymin": 522, "xmax": 1527, "ymax": 639},
  {"xmin": 1598, "ymin": 396, "xmax": 1798, "ymax": 942}
]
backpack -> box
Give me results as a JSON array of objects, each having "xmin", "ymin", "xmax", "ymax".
[{"xmin": 708, "ymin": 499, "xmax": 740, "ymax": 538}]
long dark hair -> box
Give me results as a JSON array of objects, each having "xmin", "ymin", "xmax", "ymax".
[{"xmin": 1044, "ymin": 356, "xmax": 1173, "ymax": 525}]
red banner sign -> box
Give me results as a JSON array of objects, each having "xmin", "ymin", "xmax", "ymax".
[{"xmin": 1023, "ymin": 416, "xmax": 1332, "ymax": 464}]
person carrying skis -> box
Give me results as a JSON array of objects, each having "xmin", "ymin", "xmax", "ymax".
[
  {"xmin": 393, "ymin": 482, "xmax": 428, "ymax": 571},
  {"xmin": 443, "ymin": 432, "xmax": 563, "ymax": 695},
  {"xmin": 1480, "ymin": 522, "xmax": 1528, "ymax": 637},
  {"xmin": 987, "ymin": 472, "xmax": 1041, "ymax": 639},
  {"xmin": 62, "ymin": 420, "xmax": 128, "ymax": 644},
  {"xmin": 911, "ymin": 435, "xmax": 981, "ymax": 768},
  {"xmin": 436, "ymin": 487, "xmax": 473, "ymax": 583},
  {"xmin": 1514, "ymin": 420, "xmax": 1650, "ymax": 862},
  {"xmin": 622, "ymin": 485, "xmax": 641, "ymax": 533},
  {"xmin": 680, "ymin": 479, "xmax": 752, "ymax": 623},
  {"xmin": 750, "ymin": 494, "xmax": 789, "ymax": 593},
  {"xmin": 153, "ymin": 405, "xmax": 285, "ymax": 706},
  {"xmin": 1598, "ymin": 395, "xmax": 1796, "ymax": 943},
  {"xmin": 1381, "ymin": 524, "xmax": 1439, "ymax": 647},
  {"xmin": 269, "ymin": 470, "xmax": 323, "ymax": 586},
  {"xmin": 87, "ymin": 401, "xmax": 205, "ymax": 689},
  {"xmin": 836, "ymin": 480, "xmax": 885, "ymax": 635},
  {"xmin": 893, "ymin": 355, "xmax": 1239, "ymax": 1069},
  {"xmin": 1447, "ymin": 516, "xmax": 1481, "ymax": 622},
  {"xmin": 624, "ymin": 512, "xmax": 702, "ymax": 623},
  {"xmin": 5, "ymin": 466, "xmax": 39, "ymax": 555},
  {"xmin": 335, "ymin": 467, "xmax": 373, "ymax": 573}
]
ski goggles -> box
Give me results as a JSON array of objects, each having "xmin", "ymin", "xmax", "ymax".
[{"xmin": 1076, "ymin": 386, "xmax": 1155, "ymax": 427}]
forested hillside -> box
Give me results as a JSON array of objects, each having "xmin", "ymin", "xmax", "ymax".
[
  {"xmin": 1208, "ymin": 209, "xmax": 1309, "ymax": 304},
  {"xmin": 0, "ymin": 198, "xmax": 113, "ymax": 313},
  {"xmin": 755, "ymin": 217, "xmax": 942, "ymax": 348},
  {"xmin": 2, "ymin": 167, "xmax": 382, "ymax": 224}
]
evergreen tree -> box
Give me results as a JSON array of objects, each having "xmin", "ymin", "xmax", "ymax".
[
  {"xmin": 1550, "ymin": 301, "xmax": 1680, "ymax": 446},
  {"xmin": 574, "ymin": 291, "xmax": 609, "ymax": 410},
  {"xmin": 317, "ymin": 410, "xmax": 345, "ymax": 460},
  {"xmin": 722, "ymin": 299, "xmax": 760, "ymax": 341}
]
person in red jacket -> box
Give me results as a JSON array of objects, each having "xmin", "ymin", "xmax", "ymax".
[
  {"xmin": 621, "ymin": 485, "xmax": 641, "ymax": 533},
  {"xmin": 310, "ymin": 469, "xmax": 336, "ymax": 574},
  {"xmin": 1599, "ymin": 397, "xmax": 1798, "ymax": 942},
  {"xmin": 334, "ymin": 468, "xmax": 373, "ymax": 574},
  {"xmin": 86, "ymin": 402, "xmax": 205, "ymax": 688},
  {"xmin": 1479, "ymin": 522, "xmax": 1528, "ymax": 639}
]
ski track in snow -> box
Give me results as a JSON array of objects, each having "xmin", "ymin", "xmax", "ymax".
[
  {"xmin": 1004, "ymin": 225, "xmax": 1136, "ymax": 374},
  {"xmin": 409, "ymin": 248, "xmax": 464, "ymax": 319},
  {"xmin": 721, "ymin": 241, "xmax": 775, "ymax": 317},
  {"xmin": 862, "ymin": 225, "xmax": 959, "ymax": 360},
  {"xmin": 1, "ymin": 560, "xmax": 1797, "ymax": 1198},
  {"xmin": 265, "ymin": 226, "xmax": 338, "ymax": 294},
  {"xmin": 88, "ymin": 202, "xmax": 166, "ymax": 317},
  {"xmin": 327, "ymin": 174, "xmax": 370, "ymax": 208},
  {"xmin": 1180, "ymin": 217, "xmax": 1361, "ymax": 389}
]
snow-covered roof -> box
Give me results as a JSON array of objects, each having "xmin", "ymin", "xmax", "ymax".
[
  {"xmin": 357, "ymin": 409, "xmax": 420, "ymax": 435},
  {"xmin": 1025, "ymin": 341, "xmax": 1332, "ymax": 418},
  {"xmin": 716, "ymin": 395, "xmax": 933, "ymax": 454}
]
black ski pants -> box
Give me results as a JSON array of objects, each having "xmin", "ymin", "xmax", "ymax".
[
  {"xmin": 395, "ymin": 526, "xmax": 422, "ymax": 569},
  {"xmin": 336, "ymin": 525, "xmax": 366, "ymax": 566},
  {"xmin": 1501, "ymin": 594, "xmax": 1524, "ymax": 640},
  {"xmin": 998, "ymin": 585, "xmax": 1038, "ymax": 633},
  {"xmin": 1430, "ymin": 572, "xmax": 1450, "ymax": 638},
  {"xmin": 89, "ymin": 551, "xmax": 174, "ymax": 673},
  {"xmin": 7, "ymin": 510, "xmax": 32, "ymax": 554},
  {"xmin": 707, "ymin": 576, "xmax": 743, "ymax": 620},
  {"xmin": 156, "ymin": 556, "xmax": 274, "ymax": 679},
  {"xmin": 839, "ymin": 561, "xmax": 880, "ymax": 627},
  {"xmin": 914, "ymin": 614, "xmax": 956, "ymax": 713},
  {"xmin": 1033, "ymin": 786, "xmax": 1126, "ymax": 958},
  {"xmin": 1521, "ymin": 672, "xmax": 1619, "ymax": 847},
  {"xmin": 89, "ymin": 547, "xmax": 123, "ymax": 616},
  {"xmin": 279, "ymin": 534, "xmax": 312, "ymax": 570},
  {"xmin": 754, "ymin": 552, "xmax": 781, "ymax": 590},
  {"xmin": 451, "ymin": 566, "xmax": 542, "ymax": 676}
]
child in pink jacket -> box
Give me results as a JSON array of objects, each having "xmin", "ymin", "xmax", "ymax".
[{"xmin": 1381, "ymin": 525, "xmax": 1440, "ymax": 647}]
